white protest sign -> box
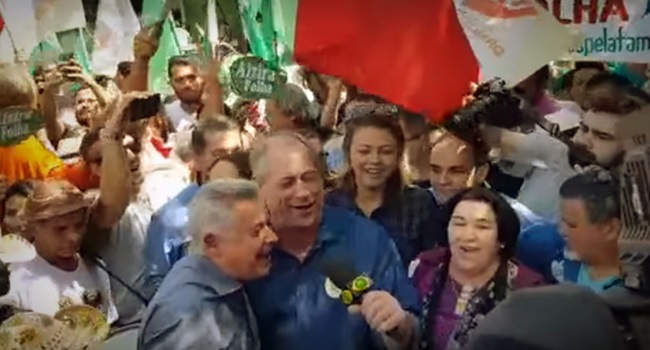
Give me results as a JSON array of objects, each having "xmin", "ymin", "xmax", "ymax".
[
  {"xmin": 538, "ymin": 0, "xmax": 650, "ymax": 63},
  {"xmin": 455, "ymin": 0, "xmax": 580, "ymax": 85}
]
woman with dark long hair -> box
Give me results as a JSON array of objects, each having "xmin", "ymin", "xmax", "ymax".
[
  {"xmin": 410, "ymin": 187, "xmax": 546, "ymax": 350},
  {"xmin": 325, "ymin": 107, "xmax": 443, "ymax": 265}
]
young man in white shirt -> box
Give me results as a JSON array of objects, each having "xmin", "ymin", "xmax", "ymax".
[
  {"xmin": 0, "ymin": 180, "xmax": 118, "ymax": 323},
  {"xmin": 164, "ymin": 56, "xmax": 205, "ymax": 132}
]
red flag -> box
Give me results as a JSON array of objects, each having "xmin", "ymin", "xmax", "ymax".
[
  {"xmin": 293, "ymin": 0, "xmax": 479, "ymax": 122},
  {"xmin": 0, "ymin": 11, "xmax": 5, "ymax": 34}
]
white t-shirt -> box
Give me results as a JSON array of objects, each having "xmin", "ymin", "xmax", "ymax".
[
  {"xmin": 0, "ymin": 255, "xmax": 118, "ymax": 324},
  {"xmin": 164, "ymin": 100, "xmax": 196, "ymax": 132}
]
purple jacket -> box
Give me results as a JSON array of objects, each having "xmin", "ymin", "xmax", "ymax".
[{"xmin": 411, "ymin": 248, "xmax": 547, "ymax": 349}]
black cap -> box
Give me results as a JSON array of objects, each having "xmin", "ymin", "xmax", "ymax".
[{"xmin": 463, "ymin": 284, "xmax": 627, "ymax": 350}]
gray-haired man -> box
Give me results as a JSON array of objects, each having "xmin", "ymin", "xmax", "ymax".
[{"xmin": 138, "ymin": 180, "xmax": 277, "ymax": 350}]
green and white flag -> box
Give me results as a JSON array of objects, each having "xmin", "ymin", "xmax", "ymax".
[{"xmin": 142, "ymin": 0, "xmax": 182, "ymax": 95}]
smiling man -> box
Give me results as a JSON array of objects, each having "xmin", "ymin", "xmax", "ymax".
[
  {"xmin": 139, "ymin": 180, "xmax": 277, "ymax": 350},
  {"xmin": 246, "ymin": 131, "xmax": 419, "ymax": 350},
  {"xmin": 551, "ymin": 169, "xmax": 623, "ymax": 293}
]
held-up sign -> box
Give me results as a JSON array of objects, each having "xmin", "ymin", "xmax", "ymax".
[
  {"xmin": 226, "ymin": 55, "xmax": 287, "ymax": 99},
  {"xmin": 0, "ymin": 107, "xmax": 44, "ymax": 147}
]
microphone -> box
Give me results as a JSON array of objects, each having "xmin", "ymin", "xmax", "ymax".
[
  {"xmin": 319, "ymin": 259, "xmax": 373, "ymax": 305},
  {"xmin": 319, "ymin": 258, "xmax": 405, "ymax": 339}
]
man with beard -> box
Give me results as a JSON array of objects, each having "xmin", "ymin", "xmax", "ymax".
[
  {"xmin": 246, "ymin": 132, "xmax": 419, "ymax": 350},
  {"xmin": 164, "ymin": 56, "xmax": 204, "ymax": 132},
  {"xmin": 572, "ymin": 72, "xmax": 650, "ymax": 170},
  {"xmin": 39, "ymin": 60, "xmax": 109, "ymax": 149},
  {"xmin": 480, "ymin": 73, "xmax": 647, "ymax": 220}
]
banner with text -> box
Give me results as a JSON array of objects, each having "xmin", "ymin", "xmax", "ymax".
[
  {"xmin": 538, "ymin": 0, "xmax": 650, "ymax": 62},
  {"xmin": 455, "ymin": 0, "xmax": 579, "ymax": 85}
]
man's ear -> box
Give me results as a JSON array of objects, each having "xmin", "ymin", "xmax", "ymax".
[
  {"xmin": 474, "ymin": 164, "xmax": 490, "ymax": 186},
  {"xmin": 603, "ymin": 218, "xmax": 622, "ymax": 242},
  {"xmin": 203, "ymin": 232, "xmax": 220, "ymax": 250}
]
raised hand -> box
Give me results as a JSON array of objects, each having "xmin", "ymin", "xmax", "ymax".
[{"xmin": 133, "ymin": 25, "xmax": 161, "ymax": 60}]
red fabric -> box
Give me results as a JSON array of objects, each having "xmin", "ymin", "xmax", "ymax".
[
  {"xmin": 150, "ymin": 137, "xmax": 171, "ymax": 158},
  {"xmin": 294, "ymin": 0, "xmax": 479, "ymax": 122},
  {"xmin": 0, "ymin": 12, "xmax": 4, "ymax": 34}
]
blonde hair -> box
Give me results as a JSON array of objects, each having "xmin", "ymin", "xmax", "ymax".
[{"xmin": 0, "ymin": 63, "xmax": 37, "ymax": 109}]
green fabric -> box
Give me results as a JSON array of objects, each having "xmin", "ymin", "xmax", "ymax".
[
  {"xmin": 609, "ymin": 63, "xmax": 648, "ymax": 88},
  {"xmin": 73, "ymin": 30, "xmax": 92, "ymax": 74},
  {"xmin": 271, "ymin": 0, "xmax": 298, "ymax": 65},
  {"xmin": 29, "ymin": 34, "xmax": 62, "ymax": 73},
  {"xmin": 182, "ymin": 0, "xmax": 246, "ymax": 52},
  {"xmin": 142, "ymin": 0, "xmax": 182, "ymax": 95},
  {"xmin": 238, "ymin": 0, "xmax": 279, "ymax": 68}
]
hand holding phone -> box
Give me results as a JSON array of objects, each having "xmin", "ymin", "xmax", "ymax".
[
  {"xmin": 126, "ymin": 94, "xmax": 162, "ymax": 121},
  {"xmin": 57, "ymin": 61, "xmax": 84, "ymax": 82}
]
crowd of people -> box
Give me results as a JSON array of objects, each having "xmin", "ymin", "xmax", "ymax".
[{"xmin": 0, "ymin": 24, "xmax": 648, "ymax": 350}]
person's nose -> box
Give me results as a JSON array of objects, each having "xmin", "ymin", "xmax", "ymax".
[
  {"xmin": 65, "ymin": 229, "xmax": 82, "ymax": 245},
  {"xmin": 263, "ymin": 226, "xmax": 279, "ymax": 244},
  {"xmin": 438, "ymin": 172, "xmax": 452, "ymax": 186},
  {"xmin": 573, "ymin": 130, "xmax": 592, "ymax": 149},
  {"xmin": 455, "ymin": 227, "xmax": 478, "ymax": 243},
  {"xmin": 293, "ymin": 179, "xmax": 314, "ymax": 199}
]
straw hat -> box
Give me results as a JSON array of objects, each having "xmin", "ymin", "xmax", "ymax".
[
  {"xmin": 23, "ymin": 180, "xmax": 94, "ymax": 222},
  {"xmin": 0, "ymin": 305, "xmax": 109, "ymax": 350},
  {"xmin": 0, "ymin": 234, "xmax": 35, "ymax": 264}
]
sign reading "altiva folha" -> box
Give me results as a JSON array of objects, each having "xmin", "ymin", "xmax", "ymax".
[{"xmin": 0, "ymin": 107, "xmax": 44, "ymax": 147}]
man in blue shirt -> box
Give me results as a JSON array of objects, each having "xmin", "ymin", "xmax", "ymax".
[
  {"xmin": 551, "ymin": 169, "xmax": 623, "ymax": 292},
  {"xmin": 246, "ymin": 131, "xmax": 420, "ymax": 350},
  {"xmin": 139, "ymin": 179, "xmax": 278, "ymax": 350},
  {"xmin": 143, "ymin": 117, "xmax": 243, "ymax": 297}
]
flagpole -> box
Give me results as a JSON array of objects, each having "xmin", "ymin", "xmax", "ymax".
[
  {"xmin": 168, "ymin": 15, "xmax": 182, "ymax": 54},
  {"xmin": 77, "ymin": 27, "xmax": 91, "ymax": 72},
  {"xmin": 207, "ymin": 0, "xmax": 219, "ymax": 59},
  {"xmin": 3, "ymin": 23, "xmax": 19, "ymax": 60}
]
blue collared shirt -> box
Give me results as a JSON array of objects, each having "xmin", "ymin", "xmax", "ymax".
[
  {"xmin": 325, "ymin": 187, "xmax": 445, "ymax": 266},
  {"xmin": 245, "ymin": 205, "xmax": 420, "ymax": 350},
  {"xmin": 143, "ymin": 184, "xmax": 200, "ymax": 298},
  {"xmin": 138, "ymin": 255, "xmax": 259, "ymax": 350},
  {"xmin": 503, "ymin": 195, "xmax": 563, "ymax": 280}
]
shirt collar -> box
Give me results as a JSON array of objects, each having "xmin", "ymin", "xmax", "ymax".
[
  {"xmin": 314, "ymin": 205, "xmax": 345, "ymax": 248},
  {"xmin": 184, "ymin": 254, "xmax": 242, "ymax": 296}
]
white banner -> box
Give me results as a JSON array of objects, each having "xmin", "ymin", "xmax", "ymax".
[
  {"xmin": 33, "ymin": 0, "xmax": 86, "ymax": 41},
  {"xmin": 539, "ymin": 0, "xmax": 650, "ymax": 63},
  {"xmin": 92, "ymin": 0, "xmax": 140, "ymax": 75},
  {"xmin": 0, "ymin": 1, "xmax": 39, "ymax": 62},
  {"xmin": 455, "ymin": 0, "xmax": 579, "ymax": 85}
]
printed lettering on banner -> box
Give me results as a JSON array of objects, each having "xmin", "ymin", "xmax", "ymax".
[
  {"xmin": 455, "ymin": 0, "xmax": 579, "ymax": 85},
  {"xmin": 537, "ymin": 0, "xmax": 650, "ymax": 62}
]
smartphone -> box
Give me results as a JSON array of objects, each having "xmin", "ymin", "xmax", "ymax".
[{"xmin": 127, "ymin": 94, "xmax": 162, "ymax": 121}]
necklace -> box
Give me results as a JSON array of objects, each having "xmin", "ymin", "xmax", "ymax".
[{"xmin": 451, "ymin": 280, "xmax": 476, "ymax": 316}]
